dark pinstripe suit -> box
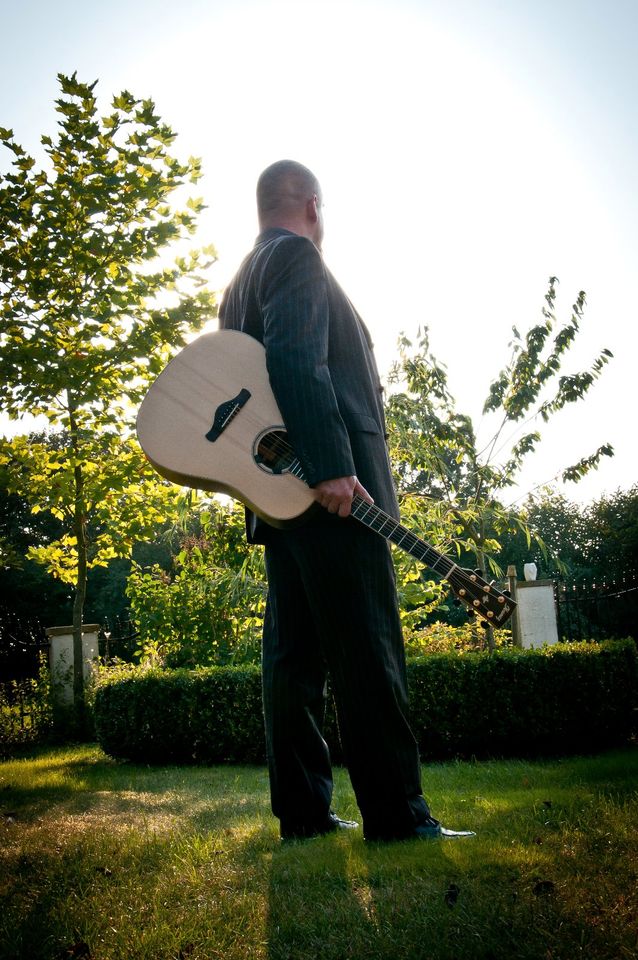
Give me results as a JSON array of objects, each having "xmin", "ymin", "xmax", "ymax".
[{"xmin": 219, "ymin": 228, "xmax": 431, "ymax": 839}]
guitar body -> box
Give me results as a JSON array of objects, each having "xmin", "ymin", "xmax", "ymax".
[{"xmin": 136, "ymin": 330, "xmax": 316, "ymax": 526}]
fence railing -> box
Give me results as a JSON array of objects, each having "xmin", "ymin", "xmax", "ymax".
[
  {"xmin": 554, "ymin": 574, "xmax": 638, "ymax": 642},
  {"xmin": 0, "ymin": 614, "xmax": 140, "ymax": 682},
  {"xmin": 0, "ymin": 676, "xmax": 51, "ymax": 751},
  {"xmin": 100, "ymin": 616, "xmax": 139, "ymax": 662},
  {"xmin": 0, "ymin": 607, "xmax": 49, "ymax": 682},
  {"xmin": 0, "ymin": 613, "xmax": 139, "ymax": 752}
]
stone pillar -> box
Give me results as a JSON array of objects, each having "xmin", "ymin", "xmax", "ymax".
[
  {"xmin": 513, "ymin": 581, "xmax": 560, "ymax": 649},
  {"xmin": 507, "ymin": 565, "xmax": 521, "ymax": 648},
  {"xmin": 46, "ymin": 624, "xmax": 101, "ymax": 703}
]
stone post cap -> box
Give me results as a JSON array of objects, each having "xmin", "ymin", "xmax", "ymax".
[{"xmin": 45, "ymin": 624, "xmax": 101, "ymax": 637}]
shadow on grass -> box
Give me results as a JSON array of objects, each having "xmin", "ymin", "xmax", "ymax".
[
  {"xmin": 264, "ymin": 821, "xmax": 636, "ymax": 960},
  {"xmin": 263, "ymin": 749, "xmax": 638, "ymax": 960},
  {"xmin": 0, "ymin": 745, "xmax": 272, "ymax": 835},
  {"xmin": 1, "ymin": 745, "xmax": 637, "ymax": 959}
]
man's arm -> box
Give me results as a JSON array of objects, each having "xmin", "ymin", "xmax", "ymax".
[{"xmin": 258, "ymin": 235, "xmax": 357, "ymax": 490}]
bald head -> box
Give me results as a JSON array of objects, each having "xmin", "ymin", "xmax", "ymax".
[{"xmin": 256, "ymin": 160, "xmax": 323, "ymax": 246}]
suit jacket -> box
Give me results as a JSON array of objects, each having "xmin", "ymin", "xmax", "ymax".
[{"xmin": 219, "ymin": 228, "xmax": 399, "ymax": 540}]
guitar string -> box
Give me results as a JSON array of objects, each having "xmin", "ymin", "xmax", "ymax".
[
  {"xmin": 257, "ymin": 430, "xmax": 506, "ymax": 618},
  {"xmin": 259, "ymin": 431, "xmax": 454, "ymax": 572},
  {"xmin": 258, "ymin": 432, "xmax": 497, "ymax": 609}
]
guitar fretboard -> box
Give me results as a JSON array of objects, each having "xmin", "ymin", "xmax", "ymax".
[
  {"xmin": 271, "ymin": 438, "xmax": 514, "ymax": 624},
  {"xmin": 351, "ymin": 496, "xmax": 457, "ymax": 579},
  {"xmin": 287, "ymin": 452, "xmax": 457, "ymax": 581}
]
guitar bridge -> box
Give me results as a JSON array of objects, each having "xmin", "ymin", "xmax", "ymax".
[{"xmin": 205, "ymin": 388, "xmax": 251, "ymax": 442}]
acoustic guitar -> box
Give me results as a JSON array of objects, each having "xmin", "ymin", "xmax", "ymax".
[{"xmin": 137, "ymin": 329, "xmax": 516, "ymax": 626}]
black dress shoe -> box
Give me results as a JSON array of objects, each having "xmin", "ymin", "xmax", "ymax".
[
  {"xmin": 413, "ymin": 816, "xmax": 476, "ymax": 840},
  {"xmin": 280, "ymin": 810, "xmax": 359, "ymax": 841},
  {"xmin": 365, "ymin": 816, "xmax": 476, "ymax": 842}
]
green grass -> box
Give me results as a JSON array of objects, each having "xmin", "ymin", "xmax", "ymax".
[{"xmin": 1, "ymin": 745, "xmax": 636, "ymax": 960}]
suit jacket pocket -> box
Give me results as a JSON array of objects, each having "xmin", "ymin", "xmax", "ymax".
[{"xmin": 342, "ymin": 411, "xmax": 381, "ymax": 435}]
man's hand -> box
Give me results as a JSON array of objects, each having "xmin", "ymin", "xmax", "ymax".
[{"xmin": 313, "ymin": 475, "xmax": 373, "ymax": 518}]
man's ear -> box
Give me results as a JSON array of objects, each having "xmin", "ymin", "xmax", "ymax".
[{"xmin": 306, "ymin": 194, "xmax": 319, "ymax": 222}]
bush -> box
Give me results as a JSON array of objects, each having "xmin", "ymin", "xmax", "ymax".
[
  {"xmin": 92, "ymin": 661, "xmax": 264, "ymax": 764},
  {"xmin": 92, "ymin": 640, "xmax": 638, "ymax": 764},
  {"xmin": 404, "ymin": 619, "xmax": 510, "ymax": 656},
  {"xmin": 126, "ymin": 500, "xmax": 266, "ymax": 669},
  {"xmin": 407, "ymin": 639, "xmax": 638, "ymax": 759},
  {"xmin": 0, "ymin": 656, "xmax": 53, "ymax": 757}
]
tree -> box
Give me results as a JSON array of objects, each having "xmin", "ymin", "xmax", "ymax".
[
  {"xmin": 0, "ymin": 430, "xmax": 178, "ymax": 639},
  {"xmin": 385, "ymin": 278, "xmax": 613, "ymax": 646},
  {"xmin": 0, "ymin": 74, "xmax": 216, "ymax": 721},
  {"xmin": 0, "ymin": 436, "xmax": 71, "ymax": 620},
  {"xmin": 497, "ymin": 484, "xmax": 638, "ymax": 583},
  {"xmin": 126, "ymin": 496, "xmax": 267, "ymax": 668},
  {"xmin": 586, "ymin": 485, "xmax": 638, "ymax": 582}
]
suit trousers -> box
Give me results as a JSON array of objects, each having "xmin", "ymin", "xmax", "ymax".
[{"xmin": 262, "ymin": 516, "xmax": 431, "ymax": 840}]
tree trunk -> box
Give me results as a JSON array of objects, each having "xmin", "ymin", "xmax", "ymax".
[
  {"xmin": 72, "ymin": 491, "xmax": 87, "ymax": 723},
  {"xmin": 475, "ymin": 526, "xmax": 495, "ymax": 654},
  {"xmin": 69, "ymin": 401, "xmax": 88, "ymax": 730}
]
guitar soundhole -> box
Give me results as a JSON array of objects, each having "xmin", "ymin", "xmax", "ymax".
[{"xmin": 254, "ymin": 429, "xmax": 295, "ymax": 476}]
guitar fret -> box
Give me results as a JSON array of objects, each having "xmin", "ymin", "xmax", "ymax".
[
  {"xmin": 430, "ymin": 554, "xmax": 456, "ymax": 577},
  {"xmin": 438, "ymin": 555, "xmax": 460, "ymax": 580},
  {"xmin": 354, "ymin": 497, "xmax": 453, "ymax": 577},
  {"xmin": 391, "ymin": 528, "xmax": 413, "ymax": 549},
  {"xmin": 366, "ymin": 512, "xmax": 395, "ymax": 537}
]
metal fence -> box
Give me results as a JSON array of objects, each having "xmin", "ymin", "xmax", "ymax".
[
  {"xmin": 554, "ymin": 574, "xmax": 638, "ymax": 642},
  {"xmin": 99, "ymin": 616, "xmax": 139, "ymax": 662},
  {"xmin": 0, "ymin": 608, "xmax": 49, "ymax": 682},
  {"xmin": 0, "ymin": 614, "xmax": 139, "ymax": 751},
  {"xmin": 0, "ymin": 677, "xmax": 51, "ymax": 751},
  {"xmin": 0, "ymin": 613, "xmax": 140, "ymax": 683}
]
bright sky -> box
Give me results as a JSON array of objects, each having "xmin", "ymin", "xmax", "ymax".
[{"xmin": 1, "ymin": 0, "xmax": 636, "ymax": 506}]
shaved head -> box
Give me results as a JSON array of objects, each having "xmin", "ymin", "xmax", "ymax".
[{"xmin": 257, "ymin": 160, "xmax": 321, "ymax": 228}]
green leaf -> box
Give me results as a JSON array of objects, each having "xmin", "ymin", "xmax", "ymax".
[{"xmin": 0, "ymin": 72, "xmax": 217, "ymax": 657}]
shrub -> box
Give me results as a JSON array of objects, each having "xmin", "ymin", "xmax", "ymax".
[
  {"xmin": 403, "ymin": 619, "xmax": 510, "ymax": 655},
  {"xmin": 92, "ymin": 661, "xmax": 264, "ymax": 764},
  {"xmin": 126, "ymin": 500, "xmax": 266, "ymax": 669},
  {"xmin": 407, "ymin": 639, "xmax": 638, "ymax": 759},
  {"xmin": 92, "ymin": 639, "xmax": 637, "ymax": 764},
  {"xmin": 0, "ymin": 655, "xmax": 53, "ymax": 757}
]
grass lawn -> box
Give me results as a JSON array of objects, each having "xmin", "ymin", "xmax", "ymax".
[{"xmin": 0, "ymin": 745, "xmax": 636, "ymax": 960}]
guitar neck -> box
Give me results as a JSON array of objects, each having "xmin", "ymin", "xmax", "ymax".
[
  {"xmin": 281, "ymin": 444, "xmax": 513, "ymax": 624},
  {"xmin": 288, "ymin": 446, "xmax": 458, "ymax": 579},
  {"xmin": 350, "ymin": 495, "xmax": 457, "ymax": 580}
]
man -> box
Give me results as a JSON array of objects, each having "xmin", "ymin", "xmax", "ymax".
[{"xmin": 219, "ymin": 160, "xmax": 473, "ymax": 842}]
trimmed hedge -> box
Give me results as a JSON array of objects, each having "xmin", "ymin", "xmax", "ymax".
[
  {"xmin": 93, "ymin": 665, "xmax": 265, "ymax": 764},
  {"xmin": 93, "ymin": 640, "xmax": 638, "ymax": 764},
  {"xmin": 408, "ymin": 639, "xmax": 638, "ymax": 759}
]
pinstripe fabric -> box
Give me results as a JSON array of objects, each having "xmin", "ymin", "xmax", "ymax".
[
  {"xmin": 219, "ymin": 229, "xmax": 399, "ymax": 529},
  {"xmin": 219, "ymin": 228, "xmax": 431, "ymax": 839}
]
